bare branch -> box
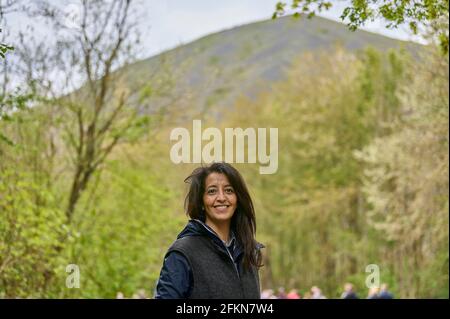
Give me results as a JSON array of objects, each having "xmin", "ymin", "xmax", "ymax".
[{"xmin": 96, "ymin": 91, "xmax": 126, "ymax": 139}]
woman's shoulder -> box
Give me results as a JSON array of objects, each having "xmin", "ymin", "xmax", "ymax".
[{"xmin": 169, "ymin": 235, "xmax": 206, "ymax": 252}]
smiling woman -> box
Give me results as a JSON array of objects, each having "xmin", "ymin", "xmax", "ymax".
[{"xmin": 154, "ymin": 162, "xmax": 264, "ymax": 299}]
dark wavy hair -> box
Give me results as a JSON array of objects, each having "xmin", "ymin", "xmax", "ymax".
[{"xmin": 184, "ymin": 162, "xmax": 263, "ymax": 271}]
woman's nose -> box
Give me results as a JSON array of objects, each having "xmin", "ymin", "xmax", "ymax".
[{"xmin": 216, "ymin": 190, "xmax": 226, "ymax": 201}]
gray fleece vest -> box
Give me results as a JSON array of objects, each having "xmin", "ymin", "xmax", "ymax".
[{"xmin": 168, "ymin": 235, "xmax": 261, "ymax": 299}]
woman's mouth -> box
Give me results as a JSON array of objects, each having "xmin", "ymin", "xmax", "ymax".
[{"xmin": 213, "ymin": 204, "xmax": 230, "ymax": 212}]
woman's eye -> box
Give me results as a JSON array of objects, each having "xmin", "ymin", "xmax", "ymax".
[
  {"xmin": 225, "ymin": 188, "xmax": 234, "ymax": 194},
  {"xmin": 207, "ymin": 189, "xmax": 217, "ymax": 195}
]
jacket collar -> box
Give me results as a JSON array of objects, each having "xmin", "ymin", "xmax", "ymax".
[{"xmin": 177, "ymin": 219, "xmax": 264, "ymax": 259}]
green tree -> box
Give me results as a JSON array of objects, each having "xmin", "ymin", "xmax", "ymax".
[
  {"xmin": 24, "ymin": 0, "xmax": 145, "ymax": 222},
  {"xmin": 355, "ymin": 48, "xmax": 449, "ymax": 297},
  {"xmin": 225, "ymin": 46, "xmax": 421, "ymax": 297},
  {"xmin": 273, "ymin": 0, "xmax": 449, "ymax": 53},
  {"xmin": 0, "ymin": 0, "xmax": 20, "ymax": 59}
]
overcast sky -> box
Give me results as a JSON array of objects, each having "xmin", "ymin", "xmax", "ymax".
[{"xmin": 3, "ymin": 0, "xmax": 421, "ymax": 61}]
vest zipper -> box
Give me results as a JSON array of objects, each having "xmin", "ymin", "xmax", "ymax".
[
  {"xmin": 194, "ymin": 220, "xmax": 240, "ymax": 279},
  {"xmin": 224, "ymin": 244, "xmax": 240, "ymax": 279}
]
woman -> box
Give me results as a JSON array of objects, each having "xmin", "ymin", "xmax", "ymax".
[{"xmin": 155, "ymin": 162, "xmax": 263, "ymax": 299}]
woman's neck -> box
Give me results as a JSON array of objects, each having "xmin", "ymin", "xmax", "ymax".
[{"xmin": 205, "ymin": 219, "xmax": 230, "ymax": 243}]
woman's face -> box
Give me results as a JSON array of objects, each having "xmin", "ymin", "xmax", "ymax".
[{"xmin": 203, "ymin": 172, "xmax": 237, "ymax": 225}]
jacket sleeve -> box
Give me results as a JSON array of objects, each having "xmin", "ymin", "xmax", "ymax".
[{"xmin": 154, "ymin": 251, "xmax": 192, "ymax": 299}]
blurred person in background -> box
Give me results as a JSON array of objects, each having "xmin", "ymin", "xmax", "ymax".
[
  {"xmin": 310, "ymin": 286, "xmax": 326, "ymax": 299},
  {"xmin": 341, "ymin": 283, "xmax": 359, "ymax": 299},
  {"xmin": 378, "ymin": 283, "xmax": 394, "ymax": 299},
  {"xmin": 277, "ymin": 287, "xmax": 287, "ymax": 299},
  {"xmin": 287, "ymin": 288, "xmax": 301, "ymax": 299},
  {"xmin": 261, "ymin": 289, "xmax": 275, "ymax": 299},
  {"xmin": 367, "ymin": 287, "xmax": 380, "ymax": 299}
]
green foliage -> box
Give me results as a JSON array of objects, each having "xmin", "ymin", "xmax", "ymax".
[
  {"xmin": 66, "ymin": 157, "xmax": 183, "ymax": 298},
  {"xmin": 0, "ymin": 169, "xmax": 68, "ymax": 298},
  {"xmin": 0, "ymin": 43, "xmax": 14, "ymax": 59},
  {"xmin": 274, "ymin": 0, "xmax": 450, "ymax": 54},
  {"xmin": 0, "ymin": 88, "xmax": 37, "ymax": 146},
  {"xmin": 0, "ymin": 119, "xmax": 186, "ymax": 297},
  {"xmin": 354, "ymin": 48, "xmax": 449, "ymax": 297}
]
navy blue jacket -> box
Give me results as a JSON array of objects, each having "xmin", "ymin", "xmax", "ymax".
[{"xmin": 154, "ymin": 219, "xmax": 243, "ymax": 299}]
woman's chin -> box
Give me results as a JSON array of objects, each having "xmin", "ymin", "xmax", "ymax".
[
  {"xmin": 209, "ymin": 211, "xmax": 234, "ymax": 222},
  {"xmin": 213, "ymin": 214, "xmax": 231, "ymax": 221}
]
